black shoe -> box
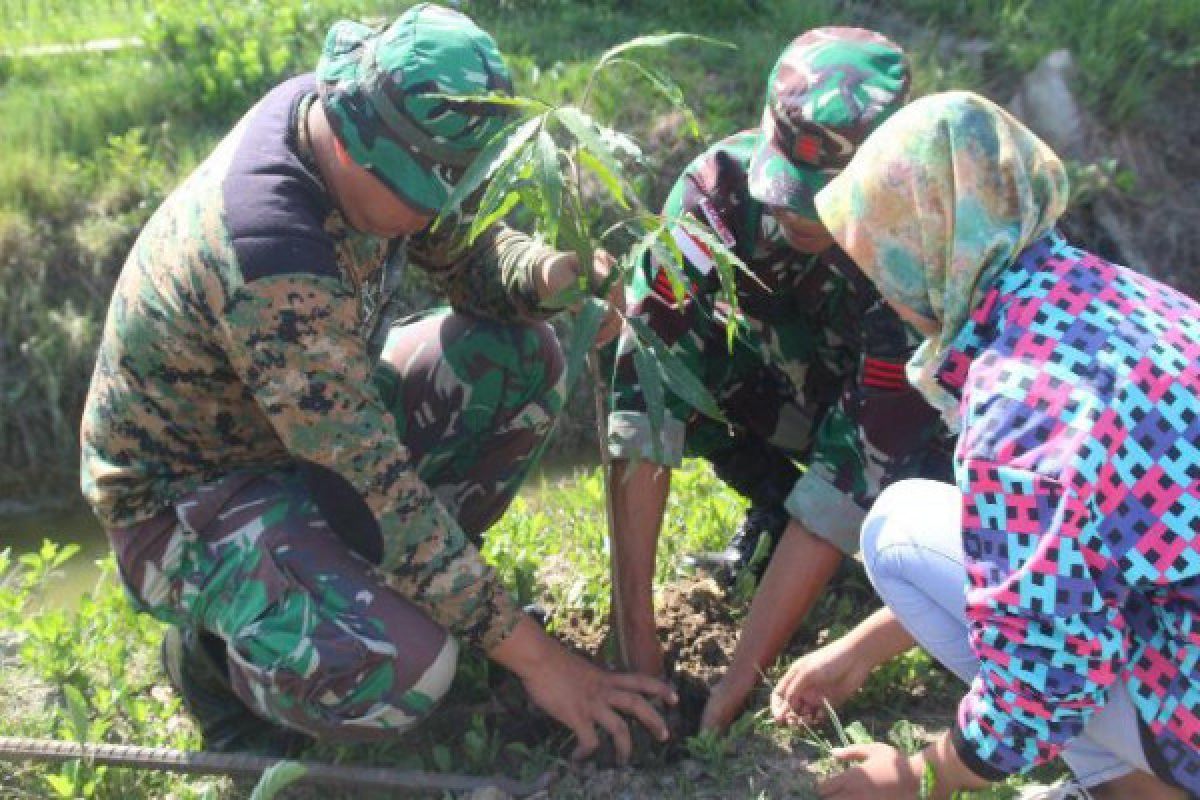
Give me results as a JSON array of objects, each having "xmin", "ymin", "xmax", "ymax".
[
  {"xmin": 682, "ymin": 504, "xmax": 790, "ymax": 586},
  {"xmin": 161, "ymin": 626, "xmax": 310, "ymax": 755}
]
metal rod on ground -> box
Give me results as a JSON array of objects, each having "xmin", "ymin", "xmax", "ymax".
[{"xmin": 0, "ymin": 737, "xmax": 555, "ymax": 797}]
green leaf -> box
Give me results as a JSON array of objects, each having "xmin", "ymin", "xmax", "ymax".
[
  {"xmin": 672, "ymin": 213, "xmax": 764, "ymax": 348},
  {"xmin": 425, "ymin": 91, "xmax": 551, "ymax": 114},
  {"xmin": 249, "ymin": 761, "xmax": 308, "ymax": 800},
  {"xmin": 578, "ymin": 149, "xmax": 629, "ymax": 210},
  {"xmin": 605, "ymin": 57, "xmax": 700, "ymax": 138},
  {"xmin": 63, "ymin": 684, "xmax": 89, "ymax": 744},
  {"xmin": 632, "ymin": 343, "xmax": 666, "ymax": 463},
  {"xmin": 564, "ymin": 297, "xmax": 609, "ymax": 395},
  {"xmin": 595, "ymin": 33, "xmax": 735, "ymax": 71},
  {"xmin": 649, "ymin": 226, "xmax": 691, "ymax": 305},
  {"xmin": 919, "ymin": 759, "xmax": 938, "ymax": 800},
  {"xmin": 623, "ymin": 222, "xmax": 665, "ymax": 292},
  {"xmin": 437, "ymin": 113, "xmax": 543, "ymax": 230},
  {"xmin": 844, "ymin": 720, "xmax": 874, "ymax": 746},
  {"xmin": 432, "ymin": 744, "xmax": 453, "ymax": 772},
  {"xmin": 534, "ymin": 130, "xmax": 563, "ymax": 247},
  {"xmin": 468, "ymin": 174, "xmax": 524, "ymax": 244},
  {"xmin": 50, "ymin": 543, "xmax": 80, "ymax": 570},
  {"xmin": 555, "ymin": 106, "xmax": 629, "ymax": 208},
  {"xmin": 626, "ymin": 317, "xmax": 725, "ymax": 423},
  {"xmin": 44, "ymin": 772, "xmax": 75, "ymax": 798}
]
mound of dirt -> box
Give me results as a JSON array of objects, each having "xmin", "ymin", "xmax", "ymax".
[{"xmin": 545, "ymin": 577, "xmax": 741, "ymax": 765}]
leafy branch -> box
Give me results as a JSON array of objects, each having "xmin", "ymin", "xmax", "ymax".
[{"xmin": 436, "ymin": 34, "xmax": 748, "ymax": 666}]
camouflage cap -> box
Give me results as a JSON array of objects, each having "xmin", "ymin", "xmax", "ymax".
[
  {"xmin": 317, "ymin": 3, "xmax": 514, "ymax": 214},
  {"xmin": 747, "ymin": 27, "xmax": 909, "ymax": 218}
]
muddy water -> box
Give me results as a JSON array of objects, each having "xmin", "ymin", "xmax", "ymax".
[
  {"xmin": 1, "ymin": 453, "xmax": 598, "ymax": 609},
  {"xmin": 0, "ymin": 504, "xmax": 108, "ymax": 607}
]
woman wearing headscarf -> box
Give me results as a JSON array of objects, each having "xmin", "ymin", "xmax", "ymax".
[{"xmin": 771, "ymin": 91, "xmax": 1198, "ymax": 799}]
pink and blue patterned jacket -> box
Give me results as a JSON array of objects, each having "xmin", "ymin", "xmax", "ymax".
[{"xmin": 938, "ymin": 231, "xmax": 1200, "ymax": 794}]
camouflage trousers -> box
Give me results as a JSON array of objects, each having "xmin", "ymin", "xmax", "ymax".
[{"xmin": 108, "ymin": 310, "xmax": 564, "ymax": 740}]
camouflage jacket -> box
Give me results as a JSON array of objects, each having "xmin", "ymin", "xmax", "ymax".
[
  {"xmin": 81, "ymin": 75, "xmax": 557, "ymax": 650},
  {"xmin": 609, "ymin": 130, "xmax": 948, "ymax": 551}
]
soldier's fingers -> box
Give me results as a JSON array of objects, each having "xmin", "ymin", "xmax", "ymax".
[
  {"xmin": 605, "ymin": 672, "xmax": 678, "ymax": 704},
  {"xmin": 592, "ymin": 704, "xmax": 633, "ymax": 765},
  {"xmin": 605, "ymin": 689, "xmax": 669, "ymax": 741},
  {"xmin": 569, "ymin": 719, "xmax": 600, "ymax": 762}
]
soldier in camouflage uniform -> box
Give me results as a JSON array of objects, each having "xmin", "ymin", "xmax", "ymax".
[
  {"xmin": 81, "ymin": 3, "xmax": 670, "ymax": 760},
  {"xmin": 606, "ymin": 27, "xmax": 951, "ymax": 731}
]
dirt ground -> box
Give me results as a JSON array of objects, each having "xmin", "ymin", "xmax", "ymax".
[{"xmin": 428, "ymin": 570, "xmax": 946, "ymax": 799}]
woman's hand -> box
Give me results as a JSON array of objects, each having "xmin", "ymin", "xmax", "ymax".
[
  {"xmin": 817, "ymin": 743, "xmax": 923, "ymax": 799},
  {"xmin": 770, "ymin": 640, "xmax": 870, "ymax": 726}
]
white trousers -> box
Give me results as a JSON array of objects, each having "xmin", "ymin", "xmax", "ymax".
[{"xmin": 861, "ymin": 479, "xmax": 1151, "ymax": 788}]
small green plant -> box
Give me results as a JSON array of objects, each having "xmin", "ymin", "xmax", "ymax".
[
  {"xmin": 683, "ymin": 708, "xmax": 758, "ymax": 775},
  {"xmin": 0, "ymin": 543, "xmax": 204, "ymax": 798}
]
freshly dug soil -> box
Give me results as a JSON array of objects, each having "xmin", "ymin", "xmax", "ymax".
[{"xmin": 495, "ymin": 577, "xmax": 741, "ymax": 767}]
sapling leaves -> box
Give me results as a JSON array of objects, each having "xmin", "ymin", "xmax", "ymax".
[
  {"xmin": 439, "ymin": 113, "xmax": 543, "ymax": 235},
  {"xmin": 534, "ymin": 130, "xmax": 563, "ymax": 247},
  {"xmin": 627, "ymin": 317, "xmax": 725, "ymax": 424},
  {"xmin": 468, "ymin": 139, "xmax": 534, "ymax": 243},
  {"xmin": 650, "ymin": 226, "xmax": 691, "ymax": 306},
  {"xmin": 602, "ymin": 57, "xmax": 700, "ymax": 138},
  {"xmin": 631, "ymin": 342, "xmax": 666, "ymax": 463},
  {"xmin": 452, "ymin": 32, "xmax": 746, "ymax": 441},
  {"xmin": 565, "ymin": 297, "xmax": 609, "ymax": 395},
  {"xmin": 554, "ymin": 106, "xmax": 630, "ymax": 209},
  {"xmin": 594, "ymin": 32, "xmax": 736, "ymax": 72}
]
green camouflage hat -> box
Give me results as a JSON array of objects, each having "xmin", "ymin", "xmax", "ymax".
[
  {"xmin": 317, "ymin": 3, "xmax": 514, "ymax": 214},
  {"xmin": 747, "ymin": 27, "xmax": 909, "ymax": 218}
]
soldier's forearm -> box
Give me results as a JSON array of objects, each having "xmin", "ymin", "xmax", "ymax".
[
  {"xmin": 720, "ymin": 520, "xmax": 843, "ymax": 697},
  {"xmin": 608, "ymin": 459, "xmax": 672, "ymax": 675}
]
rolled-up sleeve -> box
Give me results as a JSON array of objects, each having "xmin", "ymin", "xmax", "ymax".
[{"xmin": 408, "ymin": 222, "xmax": 557, "ymax": 322}]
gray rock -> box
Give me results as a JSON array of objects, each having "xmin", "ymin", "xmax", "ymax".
[{"xmin": 1008, "ymin": 49, "xmax": 1087, "ymax": 159}]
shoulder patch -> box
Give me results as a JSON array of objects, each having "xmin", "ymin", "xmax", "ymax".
[{"xmin": 223, "ymin": 75, "xmax": 340, "ymax": 283}]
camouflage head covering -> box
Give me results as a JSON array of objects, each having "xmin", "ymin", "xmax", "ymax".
[
  {"xmin": 748, "ymin": 27, "xmax": 909, "ymax": 218},
  {"xmin": 317, "ymin": 3, "xmax": 514, "ymax": 214},
  {"xmin": 815, "ymin": 90, "xmax": 1069, "ymax": 428}
]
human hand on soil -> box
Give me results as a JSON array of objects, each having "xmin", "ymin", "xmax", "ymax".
[
  {"xmin": 816, "ymin": 743, "xmax": 923, "ymax": 799},
  {"xmin": 489, "ymin": 616, "xmax": 677, "ymax": 764},
  {"xmin": 770, "ymin": 641, "xmax": 870, "ymax": 726},
  {"xmin": 698, "ymin": 672, "xmax": 754, "ymax": 732}
]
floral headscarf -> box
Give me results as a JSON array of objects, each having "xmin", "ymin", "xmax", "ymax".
[{"xmin": 814, "ymin": 91, "xmax": 1068, "ymax": 428}]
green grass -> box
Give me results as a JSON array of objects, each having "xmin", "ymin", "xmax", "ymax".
[{"xmin": 0, "ymin": 0, "xmax": 152, "ymax": 49}]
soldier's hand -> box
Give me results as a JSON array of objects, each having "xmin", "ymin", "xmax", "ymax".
[
  {"xmin": 535, "ymin": 249, "xmax": 625, "ymax": 348},
  {"xmin": 489, "ymin": 616, "xmax": 676, "ymax": 764},
  {"xmin": 590, "ymin": 249, "xmax": 625, "ymax": 349}
]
